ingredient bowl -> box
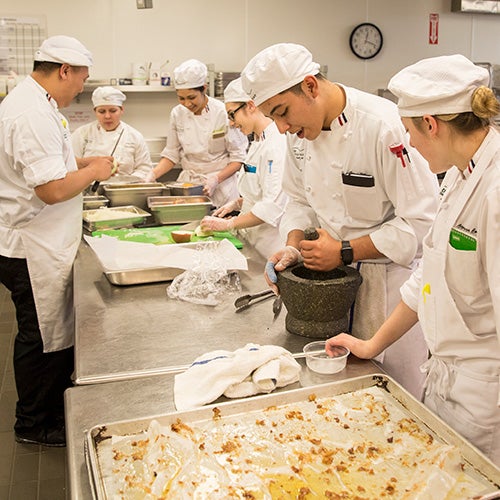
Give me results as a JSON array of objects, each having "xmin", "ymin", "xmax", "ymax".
[{"xmin": 303, "ymin": 341, "xmax": 349, "ymax": 374}]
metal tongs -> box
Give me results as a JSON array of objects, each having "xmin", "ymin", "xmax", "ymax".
[{"xmin": 234, "ymin": 289, "xmax": 275, "ymax": 311}]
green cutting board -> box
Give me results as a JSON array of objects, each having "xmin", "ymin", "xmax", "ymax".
[{"xmin": 92, "ymin": 225, "xmax": 243, "ymax": 249}]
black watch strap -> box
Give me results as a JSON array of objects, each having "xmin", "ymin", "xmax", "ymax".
[{"xmin": 341, "ymin": 240, "xmax": 353, "ymax": 266}]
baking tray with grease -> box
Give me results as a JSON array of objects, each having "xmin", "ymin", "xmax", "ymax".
[{"xmin": 84, "ymin": 374, "xmax": 500, "ymax": 499}]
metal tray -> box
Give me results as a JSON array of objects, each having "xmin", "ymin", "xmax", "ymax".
[
  {"xmin": 164, "ymin": 182, "xmax": 204, "ymax": 196},
  {"xmin": 85, "ymin": 374, "xmax": 500, "ymax": 499},
  {"xmin": 147, "ymin": 195, "xmax": 212, "ymax": 224},
  {"xmin": 103, "ymin": 183, "xmax": 167, "ymax": 210},
  {"xmin": 82, "ymin": 206, "xmax": 151, "ymax": 232},
  {"xmin": 83, "ymin": 195, "xmax": 110, "ymax": 211},
  {"xmin": 104, "ymin": 266, "xmax": 184, "ymax": 286}
]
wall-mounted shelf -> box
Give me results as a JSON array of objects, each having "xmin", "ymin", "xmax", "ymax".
[{"xmin": 82, "ymin": 84, "xmax": 175, "ymax": 93}]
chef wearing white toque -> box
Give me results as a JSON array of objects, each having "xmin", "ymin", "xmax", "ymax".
[
  {"xmin": 149, "ymin": 59, "xmax": 247, "ymax": 208},
  {"xmin": 0, "ymin": 35, "xmax": 114, "ymax": 446},
  {"xmin": 200, "ymin": 77, "xmax": 289, "ymax": 259},
  {"xmin": 72, "ymin": 86, "xmax": 154, "ymax": 181},
  {"xmin": 328, "ymin": 54, "xmax": 500, "ymax": 465},
  {"xmin": 241, "ymin": 43, "xmax": 440, "ymax": 399}
]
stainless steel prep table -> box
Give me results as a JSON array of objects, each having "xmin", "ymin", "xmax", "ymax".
[
  {"xmin": 74, "ymin": 240, "xmax": 327, "ymax": 385},
  {"xmin": 65, "ymin": 357, "xmax": 381, "ymax": 499}
]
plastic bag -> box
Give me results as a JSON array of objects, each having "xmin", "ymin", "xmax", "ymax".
[{"xmin": 167, "ymin": 241, "xmax": 241, "ymax": 306}]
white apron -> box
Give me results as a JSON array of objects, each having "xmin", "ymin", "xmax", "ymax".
[
  {"xmin": 18, "ymin": 195, "xmax": 82, "ymax": 352},
  {"xmin": 419, "ymin": 137, "xmax": 500, "ymax": 463}
]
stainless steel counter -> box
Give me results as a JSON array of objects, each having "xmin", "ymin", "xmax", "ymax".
[
  {"xmin": 65, "ymin": 357, "xmax": 381, "ymax": 499},
  {"xmin": 74, "ymin": 240, "xmax": 327, "ymax": 385}
]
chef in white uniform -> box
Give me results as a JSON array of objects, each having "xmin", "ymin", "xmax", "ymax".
[
  {"xmin": 327, "ymin": 55, "xmax": 500, "ymax": 465},
  {"xmin": 0, "ymin": 36, "xmax": 113, "ymax": 446},
  {"xmin": 200, "ymin": 77, "xmax": 288, "ymax": 258},
  {"xmin": 148, "ymin": 59, "xmax": 247, "ymax": 207},
  {"xmin": 72, "ymin": 86, "xmax": 154, "ymax": 181},
  {"xmin": 241, "ymin": 43, "xmax": 440, "ymax": 399}
]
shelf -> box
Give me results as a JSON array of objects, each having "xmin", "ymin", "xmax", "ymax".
[{"xmin": 82, "ymin": 84, "xmax": 175, "ymax": 93}]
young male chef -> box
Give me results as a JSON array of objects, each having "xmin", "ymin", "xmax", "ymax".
[
  {"xmin": 241, "ymin": 43, "xmax": 440, "ymax": 399},
  {"xmin": 0, "ymin": 35, "xmax": 113, "ymax": 446}
]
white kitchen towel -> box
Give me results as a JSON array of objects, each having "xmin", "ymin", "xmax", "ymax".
[{"xmin": 174, "ymin": 343, "xmax": 301, "ymax": 410}]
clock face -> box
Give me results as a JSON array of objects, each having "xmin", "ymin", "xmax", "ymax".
[{"xmin": 349, "ymin": 23, "xmax": 383, "ymax": 60}]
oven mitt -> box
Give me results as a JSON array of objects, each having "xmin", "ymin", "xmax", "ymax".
[{"xmin": 174, "ymin": 343, "xmax": 301, "ymax": 411}]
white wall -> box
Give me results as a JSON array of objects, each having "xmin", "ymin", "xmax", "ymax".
[{"xmin": 3, "ymin": 0, "xmax": 500, "ymax": 137}]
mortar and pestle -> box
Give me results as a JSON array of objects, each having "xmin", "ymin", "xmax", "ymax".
[{"xmin": 276, "ymin": 228, "xmax": 363, "ymax": 339}]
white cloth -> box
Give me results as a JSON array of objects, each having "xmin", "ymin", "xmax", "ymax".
[
  {"xmin": 161, "ymin": 96, "xmax": 247, "ymax": 206},
  {"xmin": 34, "ymin": 35, "xmax": 93, "ymax": 67},
  {"xmin": 237, "ymin": 121, "xmax": 288, "ymax": 258},
  {"xmin": 0, "ymin": 75, "xmax": 81, "ymax": 351},
  {"xmin": 173, "ymin": 59, "xmax": 207, "ymax": 89},
  {"xmin": 224, "ymin": 77, "xmax": 251, "ymax": 103},
  {"xmin": 174, "ymin": 343, "xmax": 301, "ymax": 410},
  {"xmin": 72, "ymin": 121, "xmax": 153, "ymax": 180},
  {"xmin": 400, "ymin": 127, "xmax": 500, "ymax": 464},
  {"xmin": 388, "ymin": 54, "xmax": 490, "ymax": 117},
  {"xmin": 279, "ymin": 86, "xmax": 439, "ymax": 398},
  {"xmin": 91, "ymin": 86, "xmax": 126, "ymax": 108},
  {"xmin": 241, "ymin": 43, "xmax": 320, "ymax": 106}
]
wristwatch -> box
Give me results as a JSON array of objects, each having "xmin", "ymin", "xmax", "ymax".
[{"xmin": 340, "ymin": 240, "xmax": 353, "ymax": 266}]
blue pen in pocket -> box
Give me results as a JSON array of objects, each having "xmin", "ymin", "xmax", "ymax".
[{"xmin": 268, "ymin": 160, "xmax": 273, "ymax": 173}]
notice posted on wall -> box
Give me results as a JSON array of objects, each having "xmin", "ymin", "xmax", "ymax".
[{"xmin": 0, "ymin": 15, "xmax": 47, "ymax": 76}]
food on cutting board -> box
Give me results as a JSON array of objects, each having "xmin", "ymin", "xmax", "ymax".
[
  {"xmin": 194, "ymin": 225, "xmax": 213, "ymax": 237},
  {"xmin": 170, "ymin": 230, "xmax": 193, "ymax": 243}
]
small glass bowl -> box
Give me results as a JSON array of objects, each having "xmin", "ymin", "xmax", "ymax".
[{"xmin": 303, "ymin": 341, "xmax": 350, "ymax": 374}]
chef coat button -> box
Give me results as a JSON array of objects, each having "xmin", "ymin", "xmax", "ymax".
[
  {"xmin": 306, "ymin": 155, "xmax": 311, "ymax": 161},
  {"xmin": 305, "ymin": 186, "xmax": 312, "ymax": 193}
]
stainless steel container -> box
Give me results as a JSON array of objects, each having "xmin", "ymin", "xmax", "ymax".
[
  {"xmin": 164, "ymin": 182, "xmax": 204, "ymax": 196},
  {"xmin": 147, "ymin": 195, "xmax": 212, "ymax": 224},
  {"xmin": 103, "ymin": 183, "xmax": 167, "ymax": 210},
  {"xmin": 82, "ymin": 206, "xmax": 151, "ymax": 231},
  {"xmin": 82, "ymin": 195, "xmax": 109, "ymax": 211}
]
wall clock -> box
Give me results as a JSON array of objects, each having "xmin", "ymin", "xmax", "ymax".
[{"xmin": 349, "ymin": 23, "xmax": 383, "ymax": 60}]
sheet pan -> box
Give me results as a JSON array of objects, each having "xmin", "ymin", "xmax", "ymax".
[{"xmin": 84, "ymin": 374, "xmax": 500, "ymax": 499}]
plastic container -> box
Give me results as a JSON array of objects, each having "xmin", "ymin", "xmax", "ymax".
[{"xmin": 303, "ymin": 341, "xmax": 349, "ymax": 374}]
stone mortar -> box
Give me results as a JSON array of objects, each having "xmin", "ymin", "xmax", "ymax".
[{"xmin": 276, "ymin": 264, "xmax": 362, "ymax": 339}]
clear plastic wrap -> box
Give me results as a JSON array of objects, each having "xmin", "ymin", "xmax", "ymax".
[{"xmin": 167, "ymin": 241, "xmax": 241, "ymax": 306}]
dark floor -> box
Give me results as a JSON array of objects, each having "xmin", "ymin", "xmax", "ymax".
[{"xmin": 0, "ymin": 283, "xmax": 67, "ymax": 500}]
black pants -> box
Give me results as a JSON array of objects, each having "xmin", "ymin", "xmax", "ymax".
[{"xmin": 0, "ymin": 255, "xmax": 74, "ymax": 433}]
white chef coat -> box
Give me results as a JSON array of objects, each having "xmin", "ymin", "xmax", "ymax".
[
  {"xmin": 237, "ymin": 122, "xmax": 288, "ymax": 259},
  {"xmin": 72, "ymin": 121, "xmax": 153, "ymax": 181},
  {"xmin": 0, "ymin": 76, "xmax": 81, "ymax": 352},
  {"xmin": 281, "ymin": 85, "xmax": 440, "ymax": 398},
  {"xmin": 161, "ymin": 95, "xmax": 247, "ymax": 207},
  {"xmin": 401, "ymin": 127, "xmax": 500, "ymax": 464}
]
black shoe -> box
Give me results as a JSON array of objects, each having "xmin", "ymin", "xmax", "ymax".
[{"xmin": 15, "ymin": 425, "xmax": 66, "ymax": 447}]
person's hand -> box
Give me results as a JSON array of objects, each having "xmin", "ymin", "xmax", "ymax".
[
  {"xmin": 203, "ymin": 173, "xmax": 219, "ymax": 196},
  {"xmin": 90, "ymin": 157, "xmax": 115, "ymax": 182},
  {"xmin": 144, "ymin": 170, "xmax": 156, "ymax": 183},
  {"xmin": 325, "ymin": 334, "xmax": 376, "ymax": 360},
  {"xmin": 264, "ymin": 246, "xmax": 302, "ymax": 292},
  {"xmin": 200, "ymin": 215, "xmax": 234, "ymax": 232},
  {"xmin": 300, "ymin": 228, "xmax": 342, "ymax": 271},
  {"xmin": 212, "ymin": 198, "xmax": 242, "ymax": 218}
]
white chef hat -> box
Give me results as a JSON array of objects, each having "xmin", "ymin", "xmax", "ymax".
[
  {"xmin": 241, "ymin": 43, "xmax": 320, "ymax": 106},
  {"xmin": 388, "ymin": 54, "xmax": 490, "ymax": 117},
  {"xmin": 34, "ymin": 35, "xmax": 93, "ymax": 67},
  {"xmin": 224, "ymin": 77, "xmax": 251, "ymax": 103},
  {"xmin": 173, "ymin": 59, "xmax": 207, "ymax": 89},
  {"xmin": 92, "ymin": 86, "xmax": 126, "ymax": 108}
]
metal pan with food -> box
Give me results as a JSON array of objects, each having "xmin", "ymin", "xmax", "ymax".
[
  {"xmin": 82, "ymin": 206, "xmax": 151, "ymax": 231},
  {"xmin": 147, "ymin": 195, "xmax": 213, "ymax": 225}
]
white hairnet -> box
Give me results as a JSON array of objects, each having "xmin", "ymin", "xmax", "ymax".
[
  {"xmin": 223, "ymin": 77, "xmax": 250, "ymax": 103},
  {"xmin": 34, "ymin": 35, "xmax": 93, "ymax": 67},
  {"xmin": 241, "ymin": 43, "xmax": 320, "ymax": 106},
  {"xmin": 92, "ymin": 86, "xmax": 126, "ymax": 108},
  {"xmin": 174, "ymin": 59, "xmax": 207, "ymax": 89},
  {"xmin": 388, "ymin": 54, "xmax": 490, "ymax": 117}
]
